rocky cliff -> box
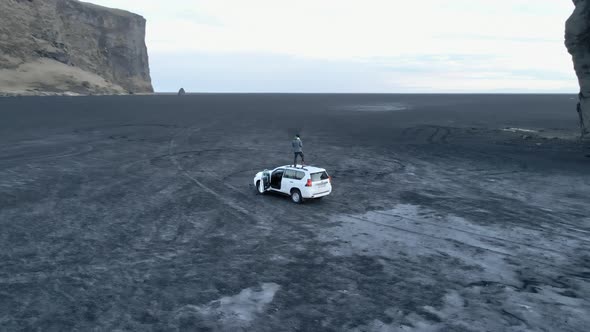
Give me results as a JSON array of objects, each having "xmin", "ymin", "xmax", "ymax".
[
  {"xmin": 0, "ymin": 0, "xmax": 153, "ymax": 95},
  {"xmin": 565, "ymin": 0, "xmax": 590, "ymax": 137}
]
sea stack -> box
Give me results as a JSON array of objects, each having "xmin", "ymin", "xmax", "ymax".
[
  {"xmin": 565, "ymin": 0, "xmax": 590, "ymax": 137},
  {"xmin": 0, "ymin": 0, "xmax": 153, "ymax": 95}
]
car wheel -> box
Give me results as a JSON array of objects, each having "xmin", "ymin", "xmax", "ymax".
[
  {"xmin": 291, "ymin": 189, "xmax": 303, "ymax": 204},
  {"xmin": 257, "ymin": 181, "xmax": 265, "ymax": 194}
]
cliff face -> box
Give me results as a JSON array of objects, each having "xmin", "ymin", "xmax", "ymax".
[
  {"xmin": 0, "ymin": 0, "xmax": 153, "ymax": 95},
  {"xmin": 565, "ymin": 0, "xmax": 590, "ymax": 137}
]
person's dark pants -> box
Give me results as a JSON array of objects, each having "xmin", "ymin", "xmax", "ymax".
[{"xmin": 294, "ymin": 152, "xmax": 304, "ymax": 166}]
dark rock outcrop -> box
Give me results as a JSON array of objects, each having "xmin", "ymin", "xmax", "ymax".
[
  {"xmin": 565, "ymin": 0, "xmax": 590, "ymax": 137},
  {"xmin": 0, "ymin": 0, "xmax": 153, "ymax": 95},
  {"xmin": 178, "ymin": 88, "xmax": 186, "ymax": 96}
]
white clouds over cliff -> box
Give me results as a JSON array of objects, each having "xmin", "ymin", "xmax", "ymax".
[{"xmin": 90, "ymin": 0, "xmax": 577, "ymax": 92}]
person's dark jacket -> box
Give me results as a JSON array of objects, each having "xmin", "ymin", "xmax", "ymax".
[{"xmin": 292, "ymin": 138, "xmax": 303, "ymax": 153}]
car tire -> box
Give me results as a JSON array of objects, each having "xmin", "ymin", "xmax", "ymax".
[
  {"xmin": 291, "ymin": 189, "xmax": 303, "ymax": 204},
  {"xmin": 256, "ymin": 181, "xmax": 265, "ymax": 195}
]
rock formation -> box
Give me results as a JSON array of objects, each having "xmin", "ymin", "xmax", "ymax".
[
  {"xmin": 0, "ymin": 0, "xmax": 153, "ymax": 95},
  {"xmin": 178, "ymin": 88, "xmax": 186, "ymax": 96},
  {"xmin": 565, "ymin": 0, "xmax": 590, "ymax": 137}
]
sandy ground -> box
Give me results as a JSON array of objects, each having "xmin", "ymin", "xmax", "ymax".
[
  {"xmin": 0, "ymin": 58, "xmax": 126, "ymax": 96},
  {"xmin": 0, "ymin": 94, "xmax": 589, "ymax": 331}
]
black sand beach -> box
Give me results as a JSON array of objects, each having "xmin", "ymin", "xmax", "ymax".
[{"xmin": 0, "ymin": 94, "xmax": 589, "ymax": 331}]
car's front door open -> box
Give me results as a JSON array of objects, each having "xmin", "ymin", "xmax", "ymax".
[
  {"xmin": 270, "ymin": 169, "xmax": 284, "ymax": 190},
  {"xmin": 262, "ymin": 170, "xmax": 271, "ymax": 191}
]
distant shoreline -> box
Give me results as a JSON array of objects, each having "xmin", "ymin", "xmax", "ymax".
[{"xmin": 0, "ymin": 92, "xmax": 579, "ymax": 97}]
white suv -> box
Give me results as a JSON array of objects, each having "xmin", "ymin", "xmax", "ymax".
[{"xmin": 253, "ymin": 165, "xmax": 332, "ymax": 203}]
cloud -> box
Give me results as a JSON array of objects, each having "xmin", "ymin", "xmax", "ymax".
[
  {"xmin": 149, "ymin": 52, "xmax": 578, "ymax": 93},
  {"xmin": 89, "ymin": 0, "xmax": 577, "ymax": 92}
]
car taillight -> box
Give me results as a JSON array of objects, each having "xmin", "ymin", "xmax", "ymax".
[
  {"xmin": 306, "ymin": 179, "xmax": 312, "ymax": 187},
  {"xmin": 329, "ymin": 176, "xmax": 332, "ymax": 183}
]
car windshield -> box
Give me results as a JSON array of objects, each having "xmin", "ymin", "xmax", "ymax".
[{"xmin": 311, "ymin": 171, "xmax": 329, "ymax": 182}]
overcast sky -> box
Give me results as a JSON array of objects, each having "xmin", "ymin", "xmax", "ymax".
[{"xmin": 90, "ymin": 0, "xmax": 577, "ymax": 93}]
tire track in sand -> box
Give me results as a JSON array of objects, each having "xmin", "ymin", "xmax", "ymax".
[{"xmin": 168, "ymin": 126, "xmax": 252, "ymax": 217}]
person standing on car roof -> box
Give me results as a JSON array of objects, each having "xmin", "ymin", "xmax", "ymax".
[{"xmin": 292, "ymin": 134, "xmax": 304, "ymax": 167}]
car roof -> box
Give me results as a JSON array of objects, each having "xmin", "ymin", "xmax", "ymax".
[{"xmin": 278, "ymin": 165, "xmax": 326, "ymax": 173}]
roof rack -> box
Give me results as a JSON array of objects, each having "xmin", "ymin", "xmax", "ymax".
[{"xmin": 288, "ymin": 165, "xmax": 308, "ymax": 171}]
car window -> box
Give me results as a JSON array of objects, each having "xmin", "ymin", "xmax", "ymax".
[
  {"xmin": 311, "ymin": 171, "xmax": 329, "ymax": 182},
  {"xmin": 295, "ymin": 171, "xmax": 305, "ymax": 180},
  {"xmin": 284, "ymin": 170, "xmax": 295, "ymax": 179}
]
